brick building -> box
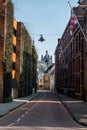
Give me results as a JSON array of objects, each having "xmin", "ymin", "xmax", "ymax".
[
  {"xmin": 0, "ymin": 0, "xmax": 5, "ymax": 102},
  {"xmin": 55, "ymin": 0, "xmax": 87, "ymax": 100},
  {"xmin": 32, "ymin": 42, "xmax": 38, "ymax": 93},
  {"xmin": 0, "ymin": 0, "xmax": 38, "ymax": 102},
  {"xmin": 11, "ymin": 18, "xmax": 17, "ymax": 98},
  {"xmin": 16, "ymin": 23, "xmax": 38, "ymax": 97},
  {"xmin": 0, "ymin": 0, "xmax": 14, "ymax": 102},
  {"xmin": 43, "ymin": 63, "xmax": 55, "ymax": 90}
]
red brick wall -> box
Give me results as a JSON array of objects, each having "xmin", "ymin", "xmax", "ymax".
[
  {"xmin": 0, "ymin": 2, "xmax": 4, "ymax": 102},
  {"xmin": 16, "ymin": 22, "xmax": 22, "ymax": 96}
]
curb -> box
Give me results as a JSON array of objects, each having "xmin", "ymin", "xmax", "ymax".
[
  {"xmin": 55, "ymin": 92, "xmax": 87, "ymax": 126},
  {"xmin": 10, "ymin": 93, "xmax": 39, "ymax": 111},
  {"xmin": 0, "ymin": 92, "xmax": 39, "ymax": 118}
]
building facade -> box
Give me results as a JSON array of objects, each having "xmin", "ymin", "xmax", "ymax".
[
  {"xmin": 43, "ymin": 64, "xmax": 55, "ymax": 90},
  {"xmin": 32, "ymin": 42, "xmax": 38, "ymax": 93},
  {"xmin": 0, "ymin": 0, "xmax": 38, "ymax": 102},
  {"xmin": 55, "ymin": 0, "xmax": 87, "ymax": 100},
  {"xmin": 16, "ymin": 22, "xmax": 33, "ymax": 97},
  {"xmin": 0, "ymin": 0, "xmax": 14, "ymax": 102},
  {"xmin": 0, "ymin": 0, "xmax": 5, "ymax": 102},
  {"xmin": 37, "ymin": 51, "xmax": 53, "ymax": 89}
]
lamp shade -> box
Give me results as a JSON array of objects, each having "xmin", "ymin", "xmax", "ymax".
[{"xmin": 38, "ymin": 34, "xmax": 45, "ymax": 42}]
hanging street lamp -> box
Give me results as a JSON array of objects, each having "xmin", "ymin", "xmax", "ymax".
[{"xmin": 38, "ymin": 34, "xmax": 45, "ymax": 42}]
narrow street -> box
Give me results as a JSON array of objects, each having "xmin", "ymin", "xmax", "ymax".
[{"xmin": 0, "ymin": 91, "xmax": 86, "ymax": 130}]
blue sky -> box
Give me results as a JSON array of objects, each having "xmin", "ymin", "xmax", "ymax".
[{"xmin": 12, "ymin": 0, "xmax": 79, "ymax": 62}]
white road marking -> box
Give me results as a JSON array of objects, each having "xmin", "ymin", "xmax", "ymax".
[
  {"xmin": 25, "ymin": 111, "xmax": 28, "ymax": 114},
  {"xmin": 21, "ymin": 114, "xmax": 25, "ymax": 118},
  {"xmin": 7, "ymin": 123, "xmax": 15, "ymax": 127},
  {"xmin": 8, "ymin": 94, "xmax": 46, "ymax": 127},
  {"xmin": 17, "ymin": 118, "xmax": 21, "ymax": 122},
  {"xmin": 28, "ymin": 96, "xmax": 45, "ymax": 111}
]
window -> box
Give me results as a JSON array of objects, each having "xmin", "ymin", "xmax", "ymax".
[
  {"xmin": 76, "ymin": 35, "xmax": 78, "ymax": 53},
  {"xmin": 12, "ymin": 62, "xmax": 16, "ymax": 70},
  {"xmin": 76, "ymin": 57, "xmax": 80, "ymax": 73},
  {"xmin": 13, "ymin": 27, "xmax": 17, "ymax": 37},
  {"xmin": 78, "ymin": 32, "xmax": 81, "ymax": 51},
  {"xmin": 76, "ymin": 77, "xmax": 80, "ymax": 93},
  {"xmin": 13, "ymin": 45, "xmax": 16, "ymax": 53}
]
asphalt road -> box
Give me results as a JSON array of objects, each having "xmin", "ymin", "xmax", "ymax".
[{"xmin": 0, "ymin": 90, "xmax": 87, "ymax": 130}]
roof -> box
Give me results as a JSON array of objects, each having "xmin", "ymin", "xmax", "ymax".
[
  {"xmin": 79, "ymin": 0, "xmax": 87, "ymax": 7},
  {"xmin": 44, "ymin": 63, "xmax": 55, "ymax": 74},
  {"xmin": 73, "ymin": 7, "xmax": 84, "ymax": 17}
]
